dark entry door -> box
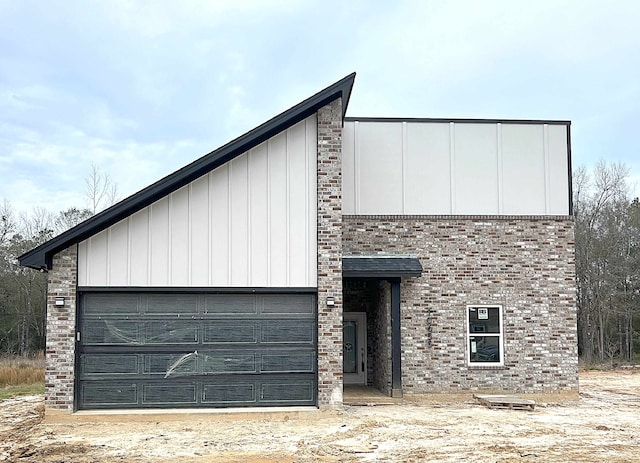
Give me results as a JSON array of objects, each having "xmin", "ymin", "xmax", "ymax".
[{"xmin": 76, "ymin": 292, "xmax": 317, "ymax": 409}]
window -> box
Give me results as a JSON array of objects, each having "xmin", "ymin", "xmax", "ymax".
[{"xmin": 466, "ymin": 305, "xmax": 503, "ymax": 366}]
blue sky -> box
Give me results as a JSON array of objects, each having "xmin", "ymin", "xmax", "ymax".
[{"xmin": 1, "ymin": 0, "xmax": 638, "ymax": 213}]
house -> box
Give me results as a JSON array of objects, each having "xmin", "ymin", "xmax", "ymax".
[{"xmin": 19, "ymin": 73, "xmax": 578, "ymax": 413}]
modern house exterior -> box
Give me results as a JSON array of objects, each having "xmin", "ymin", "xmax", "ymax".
[{"xmin": 19, "ymin": 73, "xmax": 578, "ymax": 413}]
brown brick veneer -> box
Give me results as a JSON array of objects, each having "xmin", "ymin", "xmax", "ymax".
[
  {"xmin": 343, "ymin": 216, "xmax": 578, "ymax": 393},
  {"xmin": 316, "ymin": 99, "xmax": 344, "ymax": 406},
  {"xmin": 45, "ymin": 245, "xmax": 77, "ymax": 411}
]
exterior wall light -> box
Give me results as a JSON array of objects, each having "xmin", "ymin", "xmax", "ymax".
[
  {"xmin": 55, "ymin": 297, "xmax": 65, "ymax": 307},
  {"xmin": 326, "ymin": 297, "xmax": 335, "ymax": 307}
]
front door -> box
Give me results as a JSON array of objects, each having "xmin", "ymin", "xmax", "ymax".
[{"xmin": 343, "ymin": 312, "xmax": 367, "ymax": 385}]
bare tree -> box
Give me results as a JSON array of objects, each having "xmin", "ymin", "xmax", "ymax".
[
  {"xmin": 85, "ymin": 163, "xmax": 119, "ymax": 214},
  {"xmin": 19, "ymin": 207, "xmax": 55, "ymax": 245},
  {"xmin": 0, "ymin": 203, "xmax": 49, "ymax": 355},
  {"xmin": 54, "ymin": 207, "xmax": 93, "ymax": 235},
  {"xmin": 0, "ymin": 199, "xmax": 15, "ymax": 248}
]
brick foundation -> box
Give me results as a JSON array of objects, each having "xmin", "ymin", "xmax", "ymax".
[
  {"xmin": 316, "ymin": 98, "xmax": 344, "ymax": 406},
  {"xmin": 343, "ymin": 216, "xmax": 578, "ymax": 394},
  {"xmin": 45, "ymin": 245, "xmax": 78, "ymax": 411}
]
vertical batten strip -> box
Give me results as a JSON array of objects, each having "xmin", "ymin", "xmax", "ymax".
[
  {"xmin": 147, "ymin": 206, "xmax": 152, "ymax": 286},
  {"xmin": 86, "ymin": 238, "xmax": 92, "ymax": 286},
  {"xmin": 285, "ymin": 129, "xmax": 291, "ymax": 285},
  {"xmin": 401, "ymin": 121, "xmax": 407, "ymax": 214},
  {"xmin": 187, "ymin": 183, "xmax": 192, "ymax": 286},
  {"xmin": 304, "ymin": 118, "xmax": 309, "ymax": 286},
  {"xmin": 266, "ymin": 141, "xmax": 271, "ymax": 286},
  {"xmin": 106, "ymin": 228, "xmax": 111, "ymax": 286},
  {"xmin": 309, "ymin": 116, "xmax": 318, "ymax": 287},
  {"xmin": 126, "ymin": 217, "xmax": 131, "ymax": 286},
  {"xmin": 543, "ymin": 124, "xmax": 551, "ymax": 214},
  {"xmin": 449, "ymin": 122, "xmax": 456, "ymax": 214},
  {"xmin": 208, "ymin": 172, "xmax": 213, "ymax": 286},
  {"xmin": 227, "ymin": 164, "xmax": 232, "ymax": 285},
  {"xmin": 167, "ymin": 193, "xmax": 172, "ymax": 285},
  {"xmin": 247, "ymin": 150, "xmax": 252, "ymax": 286},
  {"xmin": 146, "ymin": 208, "xmax": 153, "ymax": 286},
  {"xmin": 354, "ymin": 120, "xmax": 360, "ymax": 214},
  {"xmin": 497, "ymin": 123, "xmax": 503, "ymax": 214},
  {"xmin": 77, "ymin": 242, "xmax": 84, "ymax": 286}
]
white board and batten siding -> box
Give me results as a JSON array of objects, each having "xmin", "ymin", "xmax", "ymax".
[
  {"xmin": 343, "ymin": 120, "xmax": 570, "ymax": 216},
  {"xmin": 78, "ymin": 116, "xmax": 318, "ymax": 287}
]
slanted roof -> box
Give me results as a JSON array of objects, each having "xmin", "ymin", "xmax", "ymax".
[
  {"xmin": 19, "ymin": 73, "xmax": 356, "ymax": 270},
  {"xmin": 342, "ymin": 256, "xmax": 423, "ymax": 278}
]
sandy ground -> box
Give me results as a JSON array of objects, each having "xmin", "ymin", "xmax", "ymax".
[{"xmin": 1, "ymin": 369, "xmax": 639, "ymax": 463}]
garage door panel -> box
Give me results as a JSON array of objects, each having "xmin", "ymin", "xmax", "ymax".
[
  {"xmin": 78, "ymin": 292, "xmax": 317, "ymax": 409},
  {"xmin": 81, "ymin": 348, "xmax": 316, "ymax": 380},
  {"xmin": 146, "ymin": 351, "xmax": 260, "ymax": 376},
  {"xmin": 204, "ymin": 294, "xmax": 257, "ymax": 314},
  {"xmin": 81, "ymin": 382, "xmax": 138, "ymax": 406},
  {"xmin": 201, "ymin": 352, "xmax": 257, "ymax": 374},
  {"xmin": 81, "ymin": 354, "xmax": 139, "ymax": 377},
  {"xmin": 78, "ymin": 377, "xmax": 317, "ymax": 408},
  {"xmin": 83, "ymin": 320, "xmax": 140, "ymax": 345},
  {"xmin": 261, "ymin": 294, "xmax": 315, "ymax": 314},
  {"xmin": 142, "ymin": 383, "xmax": 197, "ymax": 405},
  {"xmin": 148, "ymin": 352, "xmax": 199, "ymax": 378},
  {"xmin": 202, "ymin": 382, "xmax": 256, "ymax": 404},
  {"xmin": 145, "ymin": 321, "xmax": 199, "ymax": 344},
  {"xmin": 146, "ymin": 294, "xmax": 198, "ymax": 314},
  {"xmin": 203, "ymin": 322, "xmax": 258, "ymax": 343},
  {"xmin": 83, "ymin": 294, "xmax": 140, "ymax": 315},
  {"xmin": 261, "ymin": 320, "xmax": 315, "ymax": 344},
  {"xmin": 261, "ymin": 351, "xmax": 315, "ymax": 373},
  {"xmin": 261, "ymin": 381, "xmax": 314, "ymax": 403}
]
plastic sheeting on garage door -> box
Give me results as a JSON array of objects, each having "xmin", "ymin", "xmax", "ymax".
[{"xmin": 77, "ymin": 292, "xmax": 317, "ymax": 409}]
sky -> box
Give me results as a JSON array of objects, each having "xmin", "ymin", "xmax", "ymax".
[{"xmin": 1, "ymin": 0, "xmax": 639, "ymax": 214}]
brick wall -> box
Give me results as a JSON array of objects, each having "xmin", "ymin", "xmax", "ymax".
[
  {"xmin": 343, "ymin": 215, "xmax": 578, "ymax": 394},
  {"xmin": 316, "ymin": 98, "xmax": 344, "ymax": 406},
  {"xmin": 45, "ymin": 245, "xmax": 78, "ymax": 411},
  {"xmin": 372, "ymin": 281, "xmax": 392, "ymax": 394}
]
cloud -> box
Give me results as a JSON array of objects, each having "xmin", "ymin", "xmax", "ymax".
[
  {"xmin": 0, "ymin": 0, "xmax": 638, "ymax": 215},
  {"xmin": 0, "ymin": 118, "xmax": 207, "ymax": 213}
]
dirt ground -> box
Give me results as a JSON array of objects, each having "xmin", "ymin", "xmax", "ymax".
[{"xmin": 1, "ymin": 370, "xmax": 639, "ymax": 463}]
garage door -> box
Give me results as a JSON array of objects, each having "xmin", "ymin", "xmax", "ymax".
[{"xmin": 77, "ymin": 292, "xmax": 317, "ymax": 409}]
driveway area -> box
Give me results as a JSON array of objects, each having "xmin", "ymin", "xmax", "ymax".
[{"xmin": 1, "ymin": 369, "xmax": 639, "ymax": 462}]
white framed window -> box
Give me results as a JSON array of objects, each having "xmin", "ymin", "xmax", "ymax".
[{"xmin": 466, "ymin": 305, "xmax": 503, "ymax": 366}]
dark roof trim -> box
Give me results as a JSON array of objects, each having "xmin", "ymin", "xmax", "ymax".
[
  {"xmin": 342, "ymin": 256, "xmax": 423, "ymax": 279},
  {"xmin": 78, "ymin": 286, "xmax": 317, "ymax": 294},
  {"xmin": 567, "ymin": 124, "xmax": 574, "ymax": 217},
  {"xmin": 345, "ymin": 117, "xmax": 570, "ymax": 126},
  {"xmin": 19, "ymin": 73, "xmax": 356, "ymax": 270}
]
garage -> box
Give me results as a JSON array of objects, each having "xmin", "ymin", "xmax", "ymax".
[{"xmin": 77, "ymin": 292, "xmax": 317, "ymax": 410}]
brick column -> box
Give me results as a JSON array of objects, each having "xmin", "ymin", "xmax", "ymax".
[
  {"xmin": 316, "ymin": 98, "xmax": 343, "ymax": 407},
  {"xmin": 45, "ymin": 245, "xmax": 78, "ymax": 412}
]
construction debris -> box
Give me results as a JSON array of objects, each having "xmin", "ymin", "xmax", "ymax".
[{"xmin": 474, "ymin": 394, "xmax": 536, "ymax": 411}]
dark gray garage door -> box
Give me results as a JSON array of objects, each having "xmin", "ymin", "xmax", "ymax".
[{"xmin": 77, "ymin": 292, "xmax": 317, "ymax": 410}]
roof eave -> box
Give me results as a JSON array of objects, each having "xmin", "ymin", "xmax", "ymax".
[{"xmin": 343, "ymin": 271, "xmax": 423, "ymax": 279}]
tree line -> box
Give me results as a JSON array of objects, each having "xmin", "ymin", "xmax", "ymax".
[
  {"xmin": 574, "ymin": 162, "xmax": 640, "ymax": 363},
  {"xmin": 0, "ymin": 164, "xmax": 117, "ymax": 355},
  {"xmin": 0, "ymin": 162, "xmax": 638, "ymax": 363}
]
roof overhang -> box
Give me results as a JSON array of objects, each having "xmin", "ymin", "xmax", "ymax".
[
  {"xmin": 19, "ymin": 73, "xmax": 356, "ymax": 270},
  {"xmin": 342, "ymin": 256, "xmax": 423, "ymax": 279}
]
